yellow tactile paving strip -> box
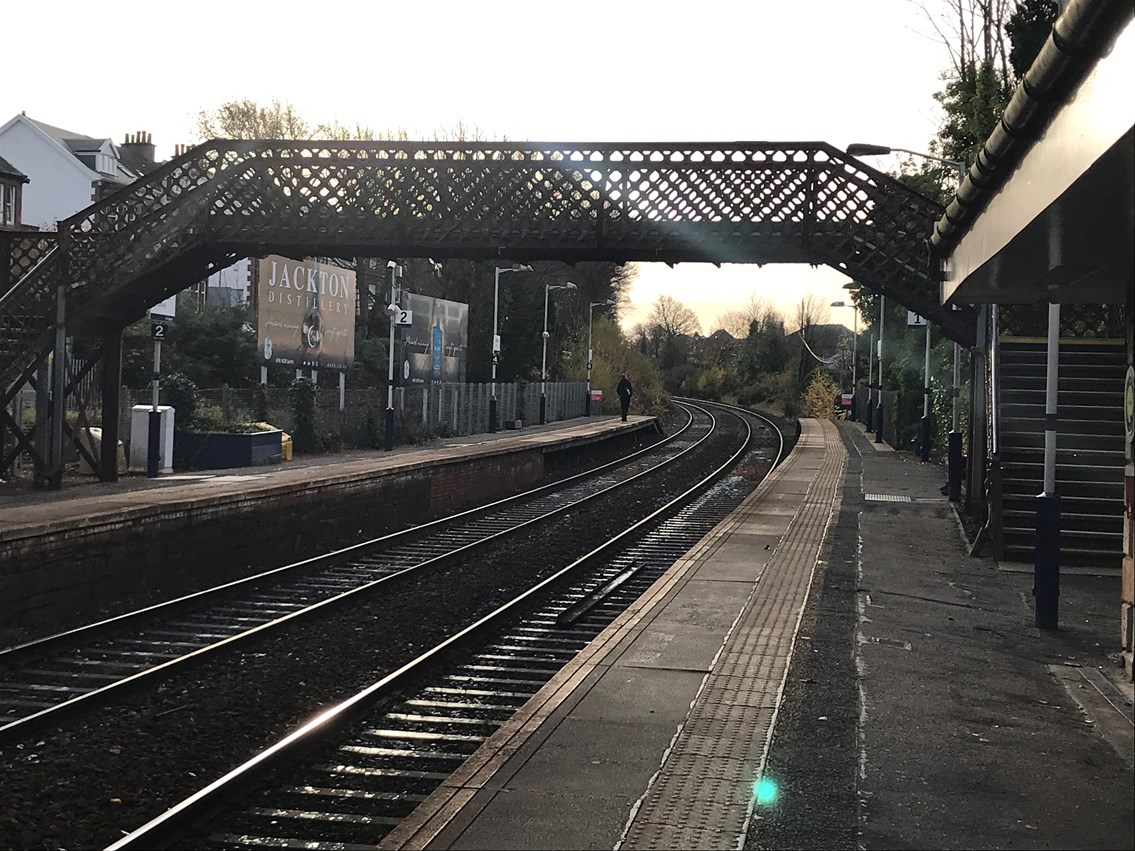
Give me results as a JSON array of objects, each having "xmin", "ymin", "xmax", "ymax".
[
  {"xmin": 381, "ymin": 419, "xmax": 845, "ymax": 850},
  {"xmin": 621, "ymin": 419, "xmax": 845, "ymax": 849}
]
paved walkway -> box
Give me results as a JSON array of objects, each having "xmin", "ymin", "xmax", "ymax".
[
  {"xmin": 844, "ymin": 420, "xmax": 1133, "ymax": 850},
  {"xmin": 380, "ymin": 418, "xmax": 1134, "ymax": 850},
  {"xmin": 381, "ymin": 419, "xmax": 844, "ymax": 849}
]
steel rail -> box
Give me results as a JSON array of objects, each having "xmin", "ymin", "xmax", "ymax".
[
  {"xmin": 107, "ymin": 403, "xmax": 779, "ymax": 850},
  {"xmin": 0, "ymin": 408, "xmax": 705, "ymax": 742},
  {"xmin": 1, "ymin": 412, "xmax": 689, "ymax": 664}
]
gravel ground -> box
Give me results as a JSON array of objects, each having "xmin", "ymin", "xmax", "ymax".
[{"xmin": 0, "ymin": 407, "xmax": 778, "ymax": 850}]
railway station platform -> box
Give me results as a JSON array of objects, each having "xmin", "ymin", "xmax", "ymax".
[
  {"xmin": 0, "ymin": 414, "xmax": 660, "ymax": 644},
  {"xmin": 381, "ymin": 419, "xmax": 1134, "ymax": 851}
]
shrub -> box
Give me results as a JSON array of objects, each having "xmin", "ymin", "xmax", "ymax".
[
  {"xmin": 163, "ymin": 373, "xmax": 199, "ymax": 426},
  {"xmin": 801, "ymin": 371, "xmax": 840, "ymax": 419},
  {"xmin": 289, "ymin": 377, "xmax": 324, "ymax": 454},
  {"xmin": 254, "ymin": 382, "xmax": 268, "ymax": 422},
  {"xmin": 359, "ymin": 409, "xmax": 384, "ymax": 449}
]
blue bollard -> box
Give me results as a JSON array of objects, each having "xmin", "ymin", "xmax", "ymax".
[
  {"xmin": 146, "ymin": 410, "xmax": 161, "ymax": 478},
  {"xmin": 947, "ymin": 431, "xmax": 963, "ymax": 501},
  {"xmin": 1034, "ymin": 493, "xmax": 1061, "ymax": 629}
]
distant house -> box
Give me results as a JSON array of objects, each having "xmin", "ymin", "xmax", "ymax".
[
  {"xmin": 0, "ymin": 113, "xmax": 160, "ymax": 230},
  {"xmin": 0, "ymin": 154, "xmax": 29, "ymax": 229}
]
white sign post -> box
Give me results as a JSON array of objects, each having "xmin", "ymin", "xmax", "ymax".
[{"xmin": 146, "ymin": 295, "xmax": 177, "ymax": 476}]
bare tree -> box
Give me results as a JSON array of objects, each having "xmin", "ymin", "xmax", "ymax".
[
  {"xmin": 648, "ymin": 295, "xmax": 701, "ymax": 338},
  {"xmin": 197, "ymin": 99, "xmax": 312, "ymax": 140},
  {"xmin": 197, "ymin": 99, "xmax": 393, "ymax": 142},
  {"xmin": 431, "ymin": 120, "xmax": 491, "ymax": 143},
  {"xmin": 787, "ymin": 294, "xmax": 831, "ymax": 334},
  {"xmin": 915, "ymin": 0, "xmax": 1015, "ymax": 80},
  {"xmin": 712, "ymin": 294, "xmax": 781, "ymax": 338},
  {"xmin": 644, "ymin": 295, "xmax": 701, "ymax": 372}
]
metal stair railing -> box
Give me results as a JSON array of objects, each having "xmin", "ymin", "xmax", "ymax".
[{"xmin": 0, "ymin": 246, "xmax": 62, "ymax": 395}]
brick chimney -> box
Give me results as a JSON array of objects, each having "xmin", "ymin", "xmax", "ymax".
[{"xmin": 121, "ymin": 131, "xmax": 155, "ymax": 164}]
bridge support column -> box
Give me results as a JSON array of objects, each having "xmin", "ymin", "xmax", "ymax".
[
  {"xmin": 948, "ymin": 341, "xmax": 963, "ymax": 501},
  {"xmin": 874, "ymin": 296, "xmax": 885, "ymax": 445},
  {"xmin": 45, "ymin": 282, "xmax": 67, "ymax": 489},
  {"xmin": 919, "ymin": 319, "xmax": 932, "ymax": 462},
  {"xmin": 966, "ymin": 306, "xmax": 989, "ymax": 517},
  {"xmin": 100, "ymin": 329, "xmax": 123, "ymax": 482},
  {"xmin": 1034, "ymin": 302, "xmax": 1061, "ymax": 629},
  {"xmin": 33, "ymin": 359, "xmax": 50, "ymax": 486}
]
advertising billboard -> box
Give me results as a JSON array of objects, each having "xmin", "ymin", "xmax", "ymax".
[
  {"xmin": 400, "ymin": 293, "xmax": 468, "ymax": 385},
  {"xmin": 257, "ymin": 256, "xmax": 355, "ymax": 371}
]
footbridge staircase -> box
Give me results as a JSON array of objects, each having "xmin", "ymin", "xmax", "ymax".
[{"xmin": 996, "ymin": 338, "xmax": 1126, "ymax": 567}]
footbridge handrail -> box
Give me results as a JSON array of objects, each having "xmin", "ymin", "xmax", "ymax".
[{"xmin": 3, "ymin": 139, "xmax": 978, "ymax": 395}]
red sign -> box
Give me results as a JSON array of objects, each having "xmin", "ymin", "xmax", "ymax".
[
  {"xmin": 840, "ymin": 393, "xmax": 853, "ymax": 408},
  {"xmin": 590, "ymin": 390, "xmax": 604, "ymax": 401}
]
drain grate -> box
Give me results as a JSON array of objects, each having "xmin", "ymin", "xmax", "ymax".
[{"xmin": 865, "ymin": 493, "xmax": 912, "ymax": 503}]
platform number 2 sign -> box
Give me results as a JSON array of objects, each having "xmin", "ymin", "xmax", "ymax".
[{"xmin": 151, "ymin": 322, "xmax": 167, "ymax": 340}]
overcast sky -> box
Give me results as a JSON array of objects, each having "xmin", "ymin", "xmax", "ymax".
[{"xmin": 4, "ymin": 0, "xmax": 953, "ymax": 331}]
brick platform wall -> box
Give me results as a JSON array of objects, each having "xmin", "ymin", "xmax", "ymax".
[{"xmin": 0, "ymin": 447, "xmax": 547, "ymax": 642}]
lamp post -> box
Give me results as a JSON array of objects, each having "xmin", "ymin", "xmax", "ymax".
[
  {"xmin": 586, "ymin": 299, "xmax": 616, "ymax": 416},
  {"xmin": 384, "ymin": 260, "xmax": 402, "ymax": 452},
  {"xmin": 875, "ymin": 295, "xmax": 885, "ymax": 445},
  {"xmin": 866, "ymin": 332, "xmax": 875, "ymax": 431},
  {"xmin": 540, "ymin": 282, "xmax": 577, "ymax": 425},
  {"xmin": 490, "ymin": 264, "xmax": 532, "ymax": 433},
  {"xmin": 921, "ymin": 313, "xmax": 932, "ymax": 462},
  {"xmin": 845, "ymin": 143, "xmax": 966, "ymax": 182},
  {"xmin": 830, "ymin": 299, "xmax": 857, "ymax": 418}
]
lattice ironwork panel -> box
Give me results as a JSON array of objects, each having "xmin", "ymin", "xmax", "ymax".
[
  {"xmin": 0, "ymin": 232, "xmax": 60, "ymax": 392},
  {"xmin": 1, "ymin": 231, "xmax": 56, "ymax": 290},
  {"xmin": 2, "ymin": 140, "xmax": 977, "ymax": 395},
  {"xmin": 1000, "ymin": 302, "xmax": 1127, "ymax": 338}
]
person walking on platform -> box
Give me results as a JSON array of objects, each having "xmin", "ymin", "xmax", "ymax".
[{"xmin": 617, "ymin": 373, "xmax": 633, "ymax": 421}]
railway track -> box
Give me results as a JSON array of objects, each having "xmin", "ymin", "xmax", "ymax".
[
  {"xmin": 109, "ymin": 401, "xmax": 784, "ymax": 850},
  {"xmin": 0, "ymin": 405, "xmax": 711, "ymax": 742}
]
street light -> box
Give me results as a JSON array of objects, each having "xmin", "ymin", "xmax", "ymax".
[
  {"xmin": 490, "ymin": 264, "xmax": 533, "ymax": 433},
  {"xmin": 586, "ymin": 298, "xmax": 616, "ymax": 417},
  {"xmin": 830, "ymin": 300, "xmax": 858, "ymax": 418},
  {"xmin": 875, "ymin": 294, "xmax": 885, "ymax": 445},
  {"xmin": 845, "ymin": 143, "xmax": 966, "ymax": 182},
  {"xmin": 384, "ymin": 260, "xmax": 403, "ymax": 452},
  {"xmin": 540, "ymin": 282, "xmax": 577, "ymax": 424}
]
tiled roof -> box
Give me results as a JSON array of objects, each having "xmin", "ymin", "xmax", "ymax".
[
  {"xmin": 26, "ymin": 117, "xmax": 108, "ymax": 152},
  {"xmin": 0, "ymin": 154, "xmax": 29, "ymax": 182}
]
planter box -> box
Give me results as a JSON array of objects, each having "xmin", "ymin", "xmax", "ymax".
[{"xmin": 174, "ymin": 429, "xmax": 283, "ymax": 470}]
